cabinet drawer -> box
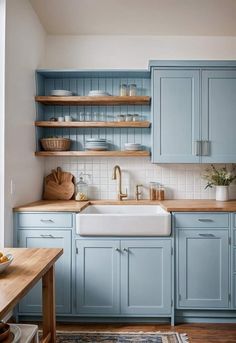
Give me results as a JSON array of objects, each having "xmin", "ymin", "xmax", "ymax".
[
  {"xmin": 174, "ymin": 213, "xmax": 229, "ymax": 228},
  {"xmin": 18, "ymin": 213, "xmax": 73, "ymax": 228}
]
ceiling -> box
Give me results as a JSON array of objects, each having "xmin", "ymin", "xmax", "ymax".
[{"xmin": 29, "ymin": 0, "xmax": 236, "ymax": 36}]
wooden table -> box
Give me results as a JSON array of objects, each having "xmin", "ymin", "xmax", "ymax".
[{"xmin": 0, "ymin": 248, "xmax": 63, "ymax": 343}]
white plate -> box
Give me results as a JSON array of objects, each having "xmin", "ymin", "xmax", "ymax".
[
  {"xmin": 50, "ymin": 90, "xmax": 73, "ymax": 96},
  {"xmin": 9, "ymin": 324, "xmax": 21, "ymax": 343},
  {"xmin": 0, "ymin": 254, "xmax": 14, "ymax": 273},
  {"xmin": 86, "ymin": 138, "xmax": 107, "ymax": 142},
  {"xmin": 88, "ymin": 91, "xmax": 111, "ymax": 96}
]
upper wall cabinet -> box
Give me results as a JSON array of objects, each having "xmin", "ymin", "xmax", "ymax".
[
  {"xmin": 201, "ymin": 70, "xmax": 236, "ymax": 163},
  {"xmin": 151, "ymin": 62, "xmax": 236, "ymax": 163},
  {"xmin": 152, "ymin": 69, "xmax": 200, "ymax": 163}
]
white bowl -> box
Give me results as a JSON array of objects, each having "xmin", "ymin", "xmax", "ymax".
[{"xmin": 0, "ymin": 254, "xmax": 14, "ymax": 273}]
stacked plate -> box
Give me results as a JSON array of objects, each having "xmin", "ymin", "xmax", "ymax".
[
  {"xmin": 88, "ymin": 90, "xmax": 111, "ymax": 97},
  {"xmin": 124, "ymin": 143, "xmax": 142, "ymax": 151},
  {"xmin": 50, "ymin": 89, "xmax": 73, "ymax": 96},
  {"xmin": 85, "ymin": 138, "xmax": 108, "ymax": 151}
]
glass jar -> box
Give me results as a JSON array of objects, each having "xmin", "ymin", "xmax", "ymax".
[
  {"xmin": 149, "ymin": 182, "xmax": 157, "ymax": 200},
  {"xmin": 116, "ymin": 114, "xmax": 125, "ymax": 122},
  {"xmin": 132, "ymin": 114, "xmax": 140, "ymax": 122},
  {"xmin": 125, "ymin": 114, "xmax": 133, "ymax": 122},
  {"xmin": 128, "ymin": 84, "xmax": 137, "ymax": 96},
  {"xmin": 158, "ymin": 185, "xmax": 165, "ymax": 200},
  {"xmin": 120, "ymin": 84, "xmax": 127, "ymax": 96},
  {"xmin": 79, "ymin": 112, "xmax": 85, "ymax": 121},
  {"xmin": 76, "ymin": 173, "xmax": 89, "ymax": 201},
  {"xmin": 85, "ymin": 112, "xmax": 91, "ymax": 121}
]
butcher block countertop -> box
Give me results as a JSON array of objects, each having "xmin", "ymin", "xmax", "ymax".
[{"xmin": 13, "ymin": 199, "xmax": 236, "ymax": 212}]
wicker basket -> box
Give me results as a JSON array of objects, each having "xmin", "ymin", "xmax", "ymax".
[{"xmin": 40, "ymin": 138, "xmax": 71, "ymax": 151}]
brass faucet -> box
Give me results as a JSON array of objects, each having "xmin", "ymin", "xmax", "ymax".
[
  {"xmin": 112, "ymin": 165, "xmax": 128, "ymax": 201},
  {"xmin": 135, "ymin": 184, "xmax": 143, "ymax": 201}
]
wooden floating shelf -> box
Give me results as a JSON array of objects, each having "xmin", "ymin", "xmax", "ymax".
[
  {"xmin": 35, "ymin": 96, "xmax": 151, "ymax": 105},
  {"xmin": 35, "ymin": 151, "xmax": 150, "ymax": 157},
  {"xmin": 35, "ymin": 121, "xmax": 151, "ymax": 128}
]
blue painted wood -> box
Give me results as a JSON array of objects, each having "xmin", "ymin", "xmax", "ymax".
[
  {"xmin": 121, "ymin": 240, "xmax": 172, "ymax": 315},
  {"xmin": 201, "ymin": 70, "xmax": 236, "ymax": 163},
  {"xmin": 18, "ymin": 229, "xmax": 72, "ymax": 314},
  {"xmin": 177, "ymin": 228, "xmax": 229, "ymax": 309},
  {"xmin": 17, "ymin": 212, "xmax": 73, "ymax": 228},
  {"xmin": 152, "ymin": 69, "xmax": 200, "ymax": 163},
  {"xmin": 233, "ymin": 274, "xmax": 236, "ymax": 308},
  {"xmin": 174, "ymin": 213, "xmax": 229, "ymax": 228},
  {"xmin": 149, "ymin": 61, "xmax": 236, "ymax": 69},
  {"xmin": 75, "ymin": 240, "xmax": 120, "ymax": 315},
  {"xmin": 36, "ymin": 72, "xmax": 151, "ymax": 152}
]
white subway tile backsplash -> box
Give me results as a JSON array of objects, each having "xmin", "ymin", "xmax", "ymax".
[{"xmin": 44, "ymin": 158, "xmax": 236, "ymax": 200}]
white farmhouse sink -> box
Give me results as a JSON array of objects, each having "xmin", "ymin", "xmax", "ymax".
[{"xmin": 76, "ymin": 205, "xmax": 171, "ymax": 236}]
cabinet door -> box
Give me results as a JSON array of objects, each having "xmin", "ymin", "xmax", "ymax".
[
  {"xmin": 152, "ymin": 69, "xmax": 200, "ymax": 163},
  {"xmin": 202, "ymin": 70, "xmax": 236, "ymax": 163},
  {"xmin": 121, "ymin": 240, "xmax": 171, "ymax": 315},
  {"xmin": 76, "ymin": 240, "xmax": 120, "ymax": 315},
  {"xmin": 18, "ymin": 230, "xmax": 71, "ymax": 314},
  {"xmin": 177, "ymin": 229, "xmax": 229, "ymax": 308}
]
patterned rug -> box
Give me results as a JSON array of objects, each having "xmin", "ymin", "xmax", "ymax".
[{"xmin": 55, "ymin": 331, "xmax": 189, "ymax": 343}]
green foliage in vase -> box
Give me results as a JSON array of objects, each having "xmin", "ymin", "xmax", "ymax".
[{"xmin": 203, "ymin": 164, "xmax": 236, "ymax": 189}]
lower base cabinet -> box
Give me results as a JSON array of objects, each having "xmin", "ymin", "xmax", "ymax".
[
  {"xmin": 76, "ymin": 239, "xmax": 172, "ymax": 316},
  {"xmin": 18, "ymin": 230, "xmax": 72, "ymax": 314},
  {"xmin": 175, "ymin": 213, "xmax": 230, "ymax": 309}
]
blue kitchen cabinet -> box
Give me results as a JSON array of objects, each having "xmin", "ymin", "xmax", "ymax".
[
  {"xmin": 201, "ymin": 70, "xmax": 236, "ymax": 163},
  {"xmin": 18, "ymin": 229, "xmax": 72, "ymax": 314},
  {"xmin": 75, "ymin": 239, "xmax": 172, "ymax": 317},
  {"xmin": 175, "ymin": 213, "xmax": 230, "ymax": 309},
  {"xmin": 121, "ymin": 240, "xmax": 172, "ymax": 315},
  {"xmin": 152, "ymin": 69, "xmax": 200, "ymax": 163},
  {"xmin": 75, "ymin": 239, "xmax": 120, "ymax": 315},
  {"xmin": 232, "ymin": 213, "xmax": 236, "ymax": 308}
]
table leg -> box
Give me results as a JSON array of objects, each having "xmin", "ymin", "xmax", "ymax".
[{"xmin": 42, "ymin": 265, "xmax": 56, "ymax": 343}]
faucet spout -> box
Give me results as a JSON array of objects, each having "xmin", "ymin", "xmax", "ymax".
[{"xmin": 112, "ymin": 165, "xmax": 128, "ymax": 201}]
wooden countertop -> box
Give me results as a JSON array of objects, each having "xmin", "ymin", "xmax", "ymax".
[
  {"xmin": 0, "ymin": 248, "xmax": 62, "ymax": 319},
  {"xmin": 13, "ymin": 199, "xmax": 236, "ymax": 212}
]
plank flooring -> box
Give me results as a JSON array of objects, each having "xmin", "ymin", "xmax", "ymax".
[{"xmin": 33, "ymin": 323, "xmax": 236, "ymax": 343}]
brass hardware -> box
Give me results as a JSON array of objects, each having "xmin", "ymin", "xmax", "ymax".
[
  {"xmin": 135, "ymin": 184, "xmax": 143, "ymax": 200},
  {"xmin": 112, "ymin": 165, "xmax": 128, "ymax": 201}
]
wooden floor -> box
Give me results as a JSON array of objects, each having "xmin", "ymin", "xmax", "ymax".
[{"xmin": 54, "ymin": 323, "xmax": 236, "ymax": 343}]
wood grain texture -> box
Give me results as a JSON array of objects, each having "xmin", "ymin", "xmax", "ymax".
[
  {"xmin": 35, "ymin": 121, "xmax": 151, "ymax": 128},
  {"xmin": 35, "ymin": 151, "xmax": 150, "ymax": 157},
  {"xmin": 0, "ymin": 248, "xmax": 62, "ymax": 319},
  {"xmin": 13, "ymin": 199, "xmax": 236, "ymax": 213},
  {"xmin": 35, "ymin": 96, "xmax": 150, "ymax": 105},
  {"xmin": 13, "ymin": 200, "xmax": 90, "ymax": 212},
  {"xmin": 160, "ymin": 199, "xmax": 236, "ymax": 212},
  {"xmin": 42, "ymin": 266, "xmax": 56, "ymax": 343}
]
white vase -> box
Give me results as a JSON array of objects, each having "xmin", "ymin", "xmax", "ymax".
[{"xmin": 215, "ymin": 186, "xmax": 229, "ymax": 201}]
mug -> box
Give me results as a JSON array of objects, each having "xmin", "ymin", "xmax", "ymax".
[{"xmin": 58, "ymin": 116, "xmax": 64, "ymax": 122}]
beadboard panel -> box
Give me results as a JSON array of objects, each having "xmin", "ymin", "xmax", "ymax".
[{"xmin": 35, "ymin": 73, "xmax": 151, "ymax": 152}]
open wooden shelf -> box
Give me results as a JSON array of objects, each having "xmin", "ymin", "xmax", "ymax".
[
  {"xmin": 35, "ymin": 151, "xmax": 150, "ymax": 157},
  {"xmin": 35, "ymin": 96, "xmax": 150, "ymax": 105},
  {"xmin": 35, "ymin": 121, "xmax": 151, "ymax": 128}
]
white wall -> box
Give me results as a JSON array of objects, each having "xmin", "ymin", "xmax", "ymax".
[
  {"xmin": 0, "ymin": 0, "xmax": 6, "ymax": 247},
  {"xmin": 41, "ymin": 34, "xmax": 236, "ymax": 202},
  {"xmin": 44, "ymin": 35, "xmax": 236, "ymax": 69},
  {"xmin": 4, "ymin": 0, "xmax": 46, "ymax": 246}
]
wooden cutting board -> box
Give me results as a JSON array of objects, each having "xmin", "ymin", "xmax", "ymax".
[{"xmin": 43, "ymin": 167, "xmax": 75, "ymax": 200}]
